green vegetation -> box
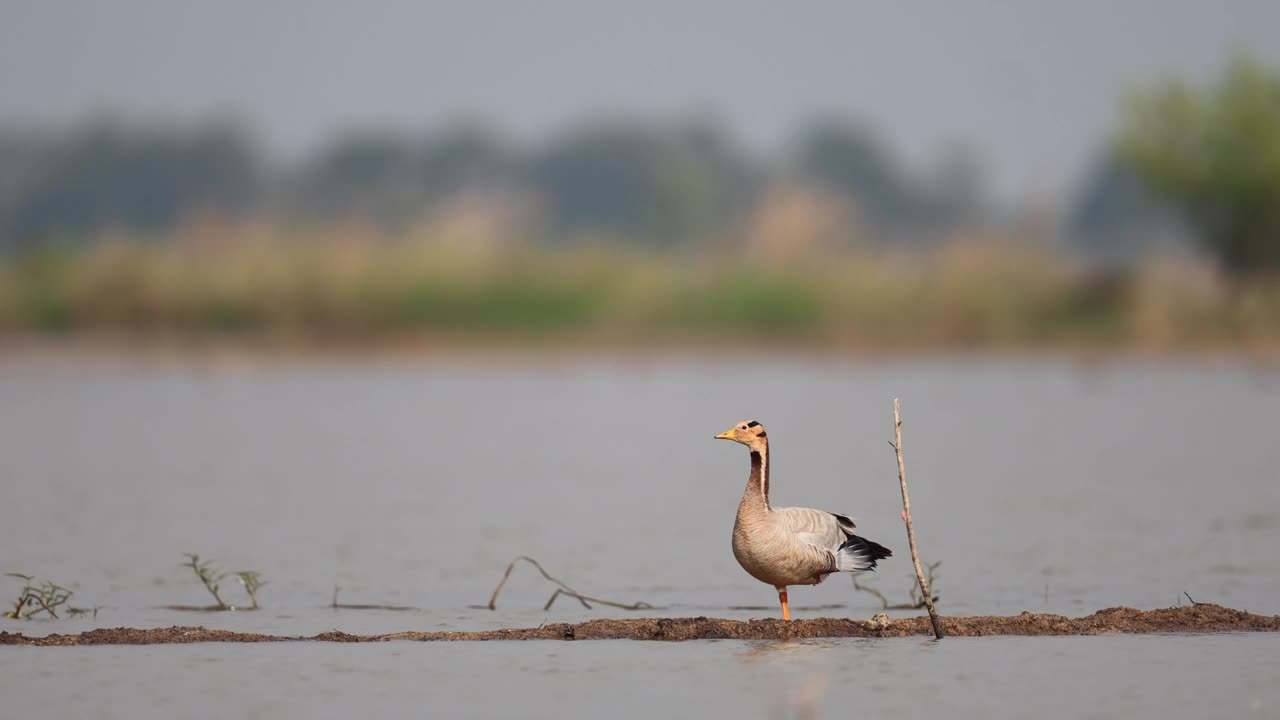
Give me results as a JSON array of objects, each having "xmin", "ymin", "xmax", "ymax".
[
  {"xmin": 4, "ymin": 573, "xmax": 97, "ymax": 619},
  {"xmin": 234, "ymin": 571, "xmax": 267, "ymax": 610},
  {"xmin": 1117, "ymin": 56, "xmax": 1280, "ymax": 276},
  {"xmin": 0, "ymin": 232, "xmax": 1276, "ymax": 348},
  {"xmin": 4, "ymin": 60, "xmax": 1280, "ymax": 350},
  {"xmin": 182, "ymin": 554, "xmax": 229, "ymax": 608},
  {"xmin": 181, "ymin": 553, "xmax": 266, "ymax": 610}
]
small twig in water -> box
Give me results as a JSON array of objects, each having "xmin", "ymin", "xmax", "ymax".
[
  {"xmin": 488, "ymin": 556, "xmax": 591, "ymax": 610},
  {"xmin": 487, "ymin": 556, "xmax": 651, "ymax": 612},
  {"xmin": 1184, "ymin": 592, "xmax": 1206, "ymax": 606},
  {"xmin": 891, "ymin": 399, "xmax": 945, "ymax": 639},
  {"xmin": 542, "ymin": 588, "xmax": 654, "ymax": 611}
]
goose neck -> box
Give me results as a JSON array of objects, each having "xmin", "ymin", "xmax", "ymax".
[{"xmin": 746, "ymin": 444, "xmax": 770, "ymax": 508}]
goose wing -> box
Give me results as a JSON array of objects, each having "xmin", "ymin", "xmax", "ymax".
[
  {"xmin": 773, "ymin": 506, "xmax": 853, "ymax": 553},
  {"xmin": 775, "ymin": 506, "xmax": 888, "ymax": 573}
]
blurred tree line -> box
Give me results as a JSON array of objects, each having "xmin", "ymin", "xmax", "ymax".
[
  {"xmin": 0, "ymin": 121, "xmax": 259, "ymax": 247},
  {"xmin": 0, "ymin": 115, "xmax": 984, "ymax": 252},
  {"xmin": 2, "ymin": 55, "xmax": 1277, "ymax": 279}
]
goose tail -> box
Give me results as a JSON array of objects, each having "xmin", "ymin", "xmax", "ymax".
[{"xmin": 835, "ymin": 535, "xmax": 892, "ymax": 572}]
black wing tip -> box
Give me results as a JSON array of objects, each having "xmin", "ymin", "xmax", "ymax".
[
  {"xmin": 866, "ymin": 539, "xmax": 893, "ymax": 561},
  {"xmin": 839, "ymin": 535, "xmax": 893, "ymax": 563}
]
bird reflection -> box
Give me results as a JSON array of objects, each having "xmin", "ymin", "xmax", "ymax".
[{"xmin": 737, "ymin": 639, "xmax": 839, "ymax": 719}]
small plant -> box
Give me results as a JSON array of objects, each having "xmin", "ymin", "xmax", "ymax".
[
  {"xmin": 180, "ymin": 554, "xmax": 266, "ymax": 610},
  {"xmin": 910, "ymin": 560, "xmax": 942, "ymax": 608},
  {"xmin": 66, "ymin": 606, "xmax": 102, "ymax": 618},
  {"xmin": 234, "ymin": 571, "xmax": 267, "ymax": 609},
  {"xmin": 182, "ymin": 554, "xmax": 230, "ymax": 609},
  {"xmin": 851, "ymin": 560, "xmax": 941, "ymax": 610},
  {"xmin": 5, "ymin": 573, "xmax": 96, "ymax": 619}
]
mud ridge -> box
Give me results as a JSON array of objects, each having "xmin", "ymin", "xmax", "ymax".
[{"xmin": 2, "ymin": 604, "xmax": 1276, "ymax": 646}]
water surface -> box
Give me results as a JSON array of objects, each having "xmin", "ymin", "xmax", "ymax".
[{"xmin": 2, "ymin": 353, "xmax": 1278, "ymax": 717}]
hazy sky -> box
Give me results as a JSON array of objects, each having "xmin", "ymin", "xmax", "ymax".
[{"xmin": 3, "ymin": 0, "xmax": 1278, "ymax": 200}]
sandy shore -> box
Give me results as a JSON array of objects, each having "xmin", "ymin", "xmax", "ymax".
[{"xmin": 3, "ymin": 604, "xmax": 1277, "ymax": 645}]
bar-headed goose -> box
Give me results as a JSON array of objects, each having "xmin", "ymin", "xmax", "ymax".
[{"xmin": 715, "ymin": 419, "xmax": 891, "ymax": 620}]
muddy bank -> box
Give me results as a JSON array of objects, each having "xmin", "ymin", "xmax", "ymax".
[{"xmin": 3, "ymin": 605, "xmax": 1277, "ymax": 646}]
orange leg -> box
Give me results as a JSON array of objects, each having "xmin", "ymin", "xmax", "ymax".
[{"xmin": 777, "ymin": 587, "xmax": 790, "ymax": 621}]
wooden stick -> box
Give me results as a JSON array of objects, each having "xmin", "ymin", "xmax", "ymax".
[{"xmin": 891, "ymin": 398, "xmax": 944, "ymax": 639}]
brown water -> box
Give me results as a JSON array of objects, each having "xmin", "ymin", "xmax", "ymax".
[{"xmin": 2, "ymin": 353, "xmax": 1279, "ymax": 717}]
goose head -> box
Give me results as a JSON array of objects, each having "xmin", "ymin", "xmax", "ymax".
[{"xmin": 715, "ymin": 419, "xmax": 768, "ymax": 448}]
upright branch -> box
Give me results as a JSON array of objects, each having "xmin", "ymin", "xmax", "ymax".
[{"xmin": 891, "ymin": 399, "xmax": 945, "ymax": 639}]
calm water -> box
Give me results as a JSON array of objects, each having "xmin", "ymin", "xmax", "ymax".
[{"xmin": 2, "ymin": 352, "xmax": 1278, "ymax": 717}]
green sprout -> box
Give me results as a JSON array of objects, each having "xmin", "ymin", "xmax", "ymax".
[
  {"xmin": 180, "ymin": 554, "xmax": 266, "ymax": 610},
  {"xmin": 5, "ymin": 573, "xmax": 95, "ymax": 620},
  {"xmin": 234, "ymin": 571, "xmax": 267, "ymax": 609},
  {"xmin": 181, "ymin": 554, "xmax": 230, "ymax": 609}
]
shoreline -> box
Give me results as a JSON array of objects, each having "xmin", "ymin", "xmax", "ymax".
[
  {"xmin": 2, "ymin": 334, "xmax": 1279, "ymax": 369},
  {"xmin": 3, "ymin": 605, "xmax": 1277, "ymax": 645}
]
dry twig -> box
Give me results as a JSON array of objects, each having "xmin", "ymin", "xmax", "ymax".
[
  {"xmin": 488, "ymin": 556, "xmax": 591, "ymax": 610},
  {"xmin": 542, "ymin": 588, "xmax": 654, "ymax": 611},
  {"xmin": 487, "ymin": 555, "xmax": 652, "ymax": 612}
]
